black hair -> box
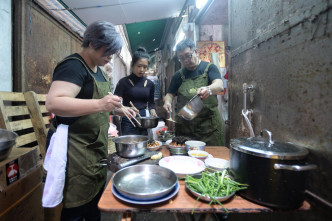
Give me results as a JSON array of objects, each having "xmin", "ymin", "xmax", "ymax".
[
  {"xmin": 175, "ymin": 38, "xmax": 196, "ymax": 53},
  {"xmin": 131, "ymin": 47, "xmax": 150, "ymax": 67},
  {"xmin": 82, "ymin": 20, "xmax": 122, "ymax": 56}
]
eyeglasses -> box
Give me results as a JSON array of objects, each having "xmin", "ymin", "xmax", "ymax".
[{"xmin": 178, "ymin": 52, "xmax": 194, "ymax": 62}]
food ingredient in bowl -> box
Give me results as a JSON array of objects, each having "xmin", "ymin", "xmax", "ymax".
[
  {"xmin": 185, "ymin": 170, "xmax": 248, "ymax": 214},
  {"xmin": 147, "ymin": 140, "xmax": 161, "ymax": 148},
  {"xmin": 151, "ymin": 152, "xmax": 163, "ymax": 160},
  {"xmin": 170, "ymin": 136, "xmax": 190, "ymax": 146},
  {"xmin": 191, "ymin": 153, "xmax": 206, "ymax": 157}
]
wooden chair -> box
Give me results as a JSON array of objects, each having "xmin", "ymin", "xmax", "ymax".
[{"xmin": 0, "ymin": 91, "xmax": 51, "ymax": 159}]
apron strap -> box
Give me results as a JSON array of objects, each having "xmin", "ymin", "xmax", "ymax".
[
  {"xmin": 203, "ymin": 63, "xmax": 212, "ymax": 75},
  {"xmin": 60, "ymin": 56, "xmax": 109, "ymax": 81},
  {"xmin": 179, "ymin": 68, "xmax": 185, "ymax": 81}
]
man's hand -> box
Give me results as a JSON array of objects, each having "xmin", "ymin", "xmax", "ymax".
[
  {"xmin": 163, "ymin": 93, "xmax": 174, "ymax": 113},
  {"xmin": 197, "ymin": 87, "xmax": 210, "ymax": 99}
]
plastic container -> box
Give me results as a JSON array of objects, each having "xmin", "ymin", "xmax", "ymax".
[{"xmin": 151, "ymin": 120, "xmax": 167, "ymax": 140}]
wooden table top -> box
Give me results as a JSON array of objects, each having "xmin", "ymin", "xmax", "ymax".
[{"xmin": 98, "ymin": 146, "xmax": 311, "ymax": 213}]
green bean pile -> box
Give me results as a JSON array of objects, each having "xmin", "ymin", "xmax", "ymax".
[{"xmin": 185, "ymin": 169, "xmax": 248, "ymax": 214}]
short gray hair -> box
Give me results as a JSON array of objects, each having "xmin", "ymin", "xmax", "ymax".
[
  {"xmin": 82, "ymin": 21, "xmax": 122, "ymax": 56},
  {"xmin": 175, "ymin": 38, "xmax": 196, "ymax": 53}
]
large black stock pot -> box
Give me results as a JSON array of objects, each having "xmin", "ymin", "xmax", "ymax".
[{"xmin": 230, "ymin": 129, "xmax": 317, "ymax": 209}]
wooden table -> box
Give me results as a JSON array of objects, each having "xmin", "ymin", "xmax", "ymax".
[{"xmin": 98, "ymin": 146, "xmax": 310, "ymax": 215}]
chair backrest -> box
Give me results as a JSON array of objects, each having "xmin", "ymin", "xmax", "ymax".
[{"xmin": 0, "ymin": 91, "xmax": 50, "ymax": 159}]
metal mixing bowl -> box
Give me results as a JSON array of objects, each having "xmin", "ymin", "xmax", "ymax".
[
  {"xmin": 178, "ymin": 95, "xmax": 204, "ymax": 120},
  {"xmin": 0, "ymin": 129, "xmax": 18, "ymax": 161},
  {"xmin": 112, "ymin": 164, "xmax": 178, "ymax": 200},
  {"xmin": 112, "ymin": 135, "xmax": 148, "ymax": 158},
  {"xmin": 169, "ymin": 147, "xmax": 187, "ymax": 155},
  {"xmin": 137, "ymin": 117, "xmax": 159, "ymax": 128}
]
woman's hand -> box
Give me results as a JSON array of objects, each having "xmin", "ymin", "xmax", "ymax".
[
  {"xmin": 129, "ymin": 106, "xmax": 140, "ymax": 115},
  {"xmin": 150, "ymin": 109, "xmax": 158, "ymax": 117},
  {"xmin": 113, "ymin": 106, "xmax": 136, "ymax": 118},
  {"xmin": 99, "ymin": 93, "xmax": 122, "ymax": 112}
]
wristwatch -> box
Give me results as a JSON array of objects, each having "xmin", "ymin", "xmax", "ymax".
[{"xmin": 207, "ymin": 86, "xmax": 212, "ymax": 96}]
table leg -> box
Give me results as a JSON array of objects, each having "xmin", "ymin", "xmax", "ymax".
[{"xmin": 173, "ymin": 213, "xmax": 187, "ymax": 221}]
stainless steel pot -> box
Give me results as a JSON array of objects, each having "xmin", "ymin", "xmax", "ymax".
[
  {"xmin": 0, "ymin": 129, "xmax": 18, "ymax": 161},
  {"xmin": 230, "ymin": 129, "xmax": 317, "ymax": 209},
  {"xmin": 137, "ymin": 117, "xmax": 159, "ymax": 128},
  {"xmin": 178, "ymin": 95, "xmax": 204, "ymax": 120},
  {"xmin": 112, "ymin": 135, "xmax": 148, "ymax": 158}
]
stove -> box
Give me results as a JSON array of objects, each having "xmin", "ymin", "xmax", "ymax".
[{"xmin": 106, "ymin": 150, "xmax": 160, "ymax": 172}]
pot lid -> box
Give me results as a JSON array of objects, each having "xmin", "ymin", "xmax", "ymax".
[{"xmin": 230, "ymin": 129, "xmax": 309, "ymax": 160}]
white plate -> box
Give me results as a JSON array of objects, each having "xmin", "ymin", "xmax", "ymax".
[
  {"xmin": 159, "ymin": 156, "xmax": 206, "ymax": 178},
  {"xmin": 112, "ymin": 182, "xmax": 179, "ymax": 205}
]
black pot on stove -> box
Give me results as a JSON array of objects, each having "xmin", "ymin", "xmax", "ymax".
[{"xmin": 230, "ymin": 129, "xmax": 318, "ymax": 209}]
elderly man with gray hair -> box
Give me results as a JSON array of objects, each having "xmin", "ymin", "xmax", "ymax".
[{"xmin": 163, "ymin": 38, "xmax": 224, "ymax": 146}]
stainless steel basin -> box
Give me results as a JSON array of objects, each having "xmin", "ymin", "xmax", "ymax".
[
  {"xmin": 112, "ymin": 135, "xmax": 148, "ymax": 158},
  {"xmin": 112, "ymin": 164, "xmax": 178, "ymax": 200}
]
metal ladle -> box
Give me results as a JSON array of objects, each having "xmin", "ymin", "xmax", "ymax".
[{"xmin": 167, "ymin": 110, "xmax": 177, "ymax": 123}]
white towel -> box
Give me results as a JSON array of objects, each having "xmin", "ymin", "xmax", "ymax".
[{"xmin": 42, "ymin": 124, "xmax": 69, "ymax": 208}]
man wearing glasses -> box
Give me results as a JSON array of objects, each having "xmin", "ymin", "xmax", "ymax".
[{"xmin": 163, "ymin": 38, "xmax": 224, "ymax": 146}]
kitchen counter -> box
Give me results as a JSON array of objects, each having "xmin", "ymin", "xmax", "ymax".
[{"xmin": 98, "ymin": 146, "xmax": 311, "ymax": 214}]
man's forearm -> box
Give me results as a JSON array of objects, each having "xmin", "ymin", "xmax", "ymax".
[{"xmin": 208, "ymin": 79, "xmax": 224, "ymax": 95}]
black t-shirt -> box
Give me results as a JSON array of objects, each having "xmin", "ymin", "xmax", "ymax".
[
  {"xmin": 114, "ymin": 73, "xmax": 155, "ymax": 110},
  {"xmin": 167, "ymin": 61, "xmax": 221, "ymax": 95},
  {"xmin": 52, "ymin": 53, "xmax": 107, "ymax": 125}
]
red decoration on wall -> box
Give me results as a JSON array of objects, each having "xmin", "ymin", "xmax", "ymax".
[{"xmin": 196, "ymin": 41, "xmax": 225, "ymax": 68}]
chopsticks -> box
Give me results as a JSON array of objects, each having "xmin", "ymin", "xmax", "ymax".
[
  {"xmin": 108, "ymin": 92, "xmax": 141, "ymax": 127},
  {"xmin": 130, "ymin": 101, "xmax": 142, "ymax": 118}
]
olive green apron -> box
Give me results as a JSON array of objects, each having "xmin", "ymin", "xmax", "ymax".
[
  {"xmin": 175, "ymin": 63, "xmax": 224, "ymax": 146},
  {"xmin": 52, "ymin": 57, "xmax": 110, "ymax": 208}
]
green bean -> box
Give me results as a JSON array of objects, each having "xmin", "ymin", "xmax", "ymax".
[{"xmin": 186, "ymin": 169, "xmax": 247, "ymax": 214}]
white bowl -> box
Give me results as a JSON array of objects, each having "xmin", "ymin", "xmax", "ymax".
[
  {"xmin": 188, "ymin": 150, "xmax": 209, "ymax": 161},
  {"xmin": 185, "ymin": 140, "xmax": 206, "ymax": 151},
  {"xmin": 165, "ymin": 139, "xmax": 172, "ymax": 146},
  {"xmin": 147, "ymin": 140, "xmax": 162, "ymax": 151},
  {"xmin": 204, "ymin": 158, "xmax": 230, "ymax": 171}
]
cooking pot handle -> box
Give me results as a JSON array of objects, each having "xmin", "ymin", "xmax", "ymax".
[
  {"xmin": 260, "ymin": 129, "xmax": 274, "ymax": 145},
  {"xmin": 274, "ymin": 163, "xmax": 318, "ymax": 171}
]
